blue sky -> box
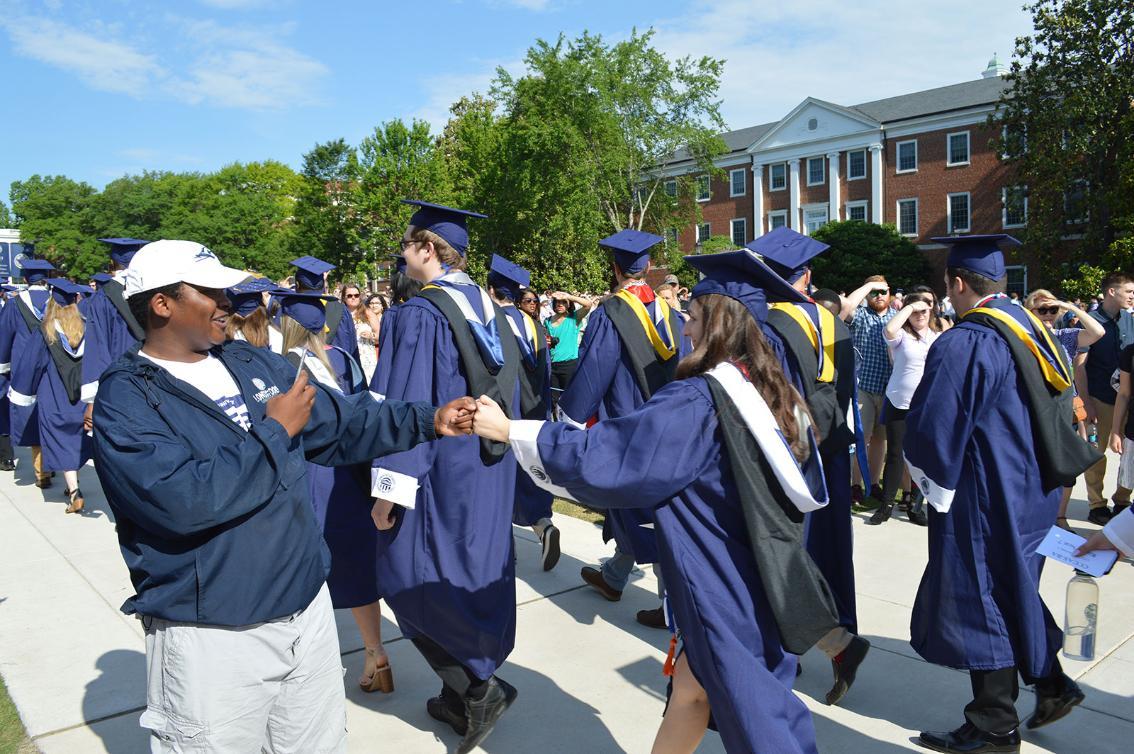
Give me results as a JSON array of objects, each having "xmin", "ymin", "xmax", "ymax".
[{"xmin": 0, "ymin": 0, "xmax": 1032, "ymax": 207}]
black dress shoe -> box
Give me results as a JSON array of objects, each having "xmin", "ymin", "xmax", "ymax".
[
  {"xmin": 1025, "ymin": 676, "xmax": 1084, "ymax": 729},
  {"xmin": 825, "ymin": 635, "xmax": 870, "ymax": 705},
  {"xmin": 457, "ymin": 677, "xmax": 517, "ymax": 754},
  {"xmin": 1087, "ymin": 507, "xmax": 1113, "ymax": 525},
  {"xmin": 917, "ymin": 722, "xmax": 1020, "ymax": 753},
  {"xmin": 581, "ymin": 566, "xmax": 623, "ymax": 601},
  {"xmin": 426, "ymin": 695, "xmax": 468, "ymax": 736},
  {"xmin": 866, "ymin": 503, "xmax": 892, "ymax": 525},
  {"xmin": 0, "ymin": 458, "xmax": 14, "ymax": 472},
  {"xmin": 540, "ymin": 524, "xmax": 561, "ymax": 572},
  {"xmin": 636, "ymin": 606, "xmax": 667, "ymax": 629},
  {"xmin": 907, "ymin": 505, "xmax": 928, "ymax": 526}
]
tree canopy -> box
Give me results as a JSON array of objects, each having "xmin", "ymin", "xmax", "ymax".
[{"xmin": 810, "ymin": 221, "xmax": 930, "ymax": 293}]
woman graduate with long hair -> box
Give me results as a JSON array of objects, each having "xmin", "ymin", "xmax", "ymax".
[{"xmin": 472, "ymin": 249, "xmax": 841, "ymax": 754}]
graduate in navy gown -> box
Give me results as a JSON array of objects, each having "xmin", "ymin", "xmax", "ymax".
[
  {"xmin": 290, "ymin": 255, "xmax": 359, "ymax": 362},
  {"xmin": 754, "ymin": 228, "xmax": 870, "ymax": 705},
  {"xmin": 79, "ymin": 238, "xmax": 149, "ymax": 406},
  {"xmin": 0, "ymin": 284, "xmax": 22, "ymax": 471},
  {"xmin": 486, "ymin": 253, "xmax": 561, "ymax": 571},
  {"xmin": 558, "ymin": 229, "xmax": 688, "ymax": 629},
  {"xmin": 17, "ymin": 279, "xmax": 94, "ymax": 513},
  {"xmin": 904, "ymin": 235, "xmax": 1097, "ymax": 753},
  {"xmin": 369, "ymin": 201, "xmax": 520, "ymax": 754},
  {"xmin": 472, "ymin": 247, "xmax": 843, "ymax": 754},
  {"xmin": 1, "ymin": 259, "xmax": 56, "ymax": 488},
  {"xmin": 274, "ymin": 290, "xmax": 396, "ymax": 695},
  {"xmin": 224, "ymin": 277, "xmax": 284, "ymax": 352}
]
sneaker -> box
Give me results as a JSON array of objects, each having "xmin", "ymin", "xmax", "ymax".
[
  {"xmin": 427, "ymin": 695, "xmax": 468, "ymax": 736},
  {"xmin": 1087, "ymin": 507, "xmax": 1114, "ymax": 526},
  {"xmin": 539, "ymin": 524, "xmax": 561, "ymax": 572},
  {"xmin": 865, "ymin": 504, "xmax": 892, "ymax": 526},
  {"xmin": 457, "ymin": 677, "xmax": 517, "ymax": 754},
  {"xmin": 635, "ymin": 606, "xmax": 667, "ymax": 630},
  {"xmin": 1112, "ymin": 502, "xmax": 1131, "ymax": 518}
]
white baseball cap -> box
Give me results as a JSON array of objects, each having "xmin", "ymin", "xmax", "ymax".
[{"xmin": 123, "ymin": 240, "xmax": 249, "ymax": 298}]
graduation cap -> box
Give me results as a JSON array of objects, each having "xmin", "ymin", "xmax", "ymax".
[
  {"xmin": 486, "ymin": 254, "xmax": 531, "ymax": 301},
  {"xmin": 44, "ymin": 278, "xmax": 90, "ymax": 306},
  {"xmin": 600, "ymin": 229, "xmax": 664, "ymax": 276},
  {"xmin": 226, "ymin": 277, "xmax": 283, "ymax": 318},
  {"xmin": 746, "ymin": 227, "xmax": 830, "ymax": 284},
  {"xmin": 403, "ymin": 200, "xmax": 487, "ymax": 256},
  {"xmin": 932, "ymin": 234, "xmax": 1020, "ymax": 281},
  {"xmin": 685, "ymin": 248, "xmax": 809, "ymax": 324},
  {"xmin": 278, "ymin": 291, "xmax": 337, "ymax": 333},
  {"xmin": 90, "ymin": 272, "xmax": 115, "ymax": 288},
  {"xmin": 290, "ymin": 256, "xmax": 336, "ymax": 292},
  {"xmin": 19, "ymin": 258, "xmax": 55, "ymax": 283},
  {"xmin": 98, "ymin": 237, "xmax": 150, "ymax": 267}
]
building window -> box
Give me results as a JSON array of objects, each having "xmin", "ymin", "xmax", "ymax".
[
  {"xmin": 696, "ymin": 175, "xmax": 710, "ymax": 202},
  {"xmin": 664, "ymin": 179, "xmax": 677, "ymax": 198},
  {"xmin": 1005, "ymin": 265, "xmax": 1028, "ymax": 298},
  {"xmin": 1001, "ymin": 124, "xmax": 1027, "ymax": 160},
  {"xmin": 696, "ymin": 222, "xmax": 711, "ymax": 244},
  {"xmin": 729, "ymin": 169, "xmax": 747, "ymax": 197},
  {"xmin": 897, "ymin": 198, "xmax": 918, "ymax": 236},
  {"xmin": 730, "ymin": 218, "xmax": 747, "ymax": 246},
  {"xmin": 803, "ymin": 206, "xmax": 829, "ymax": 235},
  {"xmin": 845, "ymin": 200, "xmax": 868, "ymax": 222},
  {"xmin": 767, "ymin": 210, "xmax": 788, "ymax": 230},
  {"xmin": 665, "ymin": 228, "xmax": 678, "ymax": 245},
  {"xmin": 769, "ymin": 163, "xmax": 787, "ymax": 191},
  {"xmin": 847, "ymin": 150, "xmax": 866, "ymax": 180},
  {"xmin": 896, "ymin": 140, "xmax": 917, "ymax": 173},
  {"xmin": 1003, "ymin": 186, "xmax": 1028, "ymax": 228},
  {"xmin": 806, "ymin": 156, "xmax": 825, "ymax": 186},
  {"xmin": 948, "ymin": 192, "xmax": 971, "ymax": 233},
  {"xmin": 947, "ymin": 131, "xmax": 971, "ymax": 166},
  {"xmin": 1065, "ymin": 180, "xmax": 1088, "ymax": 224}
]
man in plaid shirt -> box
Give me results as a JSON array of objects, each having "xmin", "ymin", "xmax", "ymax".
[{"xmin": 842, "ymin": 276, "xmax": 895, "ymax": 502}]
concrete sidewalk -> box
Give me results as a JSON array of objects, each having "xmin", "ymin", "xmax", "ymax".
[{"xmin": 1, "ymin": 443, "xmax": 1132, "ymax": 753}]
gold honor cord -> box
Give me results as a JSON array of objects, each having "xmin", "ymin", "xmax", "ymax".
[
  {"xmin": 615, "ymin": 289, "xmax": 677, "ymax": 360},
  {"xmin": 966, "ymin": 306, "xmax": 1072, "ymax": 392},
  {"xmin": 522, "ymin": 310, "xmax": 539, "ymax": 352},
  {"xmin": 769, "ymin": 302, "xmax": 836, "ymax": 383}
]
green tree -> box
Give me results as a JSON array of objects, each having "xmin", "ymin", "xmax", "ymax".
[
  {"xmin": 292, "ymin": 139, "xmax": 360, "ymax": 277},
  {"xmin": 995, "ymin": 0, "xmax": 1134, "ymax": 280},
  {"xmin": 355, "ymin": 119, "xmax": 452, "ymax": 279},
  {"xmin": 0, "ymin": 199, "xmax": 13, "ymax": 227},
  {"xmin": 8, "ymin": 175, "xmax": 100, "ymax": 274},
  {"xmin": 810, "ymin": 221, "xmax": 930, "ymax": 293}
]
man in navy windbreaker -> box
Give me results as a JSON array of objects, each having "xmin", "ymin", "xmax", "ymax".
[{"xmin": 92, "ymin": 240, "xmax": 475, "ymax": 754}]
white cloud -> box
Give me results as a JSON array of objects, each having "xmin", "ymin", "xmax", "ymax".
[
  {"xmin": 650, "ymin": 0, "xmax": 1031, "ymax": 132},
  {"xmin": 491, "ymin": 0, "xmax": 552, "ymax": 10},
  {"xmin": 0, "ymin": 16, "xmax": 162, "ymax": 96},
  {"xmin": 411, "ymin": 66, "xmax": 510, "ymax": 132}
]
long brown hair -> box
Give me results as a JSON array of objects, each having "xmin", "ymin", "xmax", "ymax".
[
  {"xmin": 901, "ymin": 292, "xmax": 937, "ymax": 340},
  {"xmin": 225, "ymin": 307, "xmax": 270, "ymax": 348},
  {"xmin": 280, "ymin": 316, "xmax": 334, "ymax": 375},
  {"xmin": 676, "ymin": 294, "xmax": 811, "ymax": 460},
  {"xmin": 43, "ymin": 298, "xmax": 84, "ymax": 349}
]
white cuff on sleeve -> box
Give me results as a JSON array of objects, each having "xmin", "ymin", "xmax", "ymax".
[
  {"xmin": 1103, "ymin": 506, "xmax": 1134, "ymax": 557},
  {"xmin": 905, "ymin": 457, "xmax": 956, "ymax": 513},
  {"xmin": 81, "ymin": 381, "xmax": 99, "ymax": 404},
  {"xmin": 510, "ymin": 420, "xmax": 576, "ymax": 501},
  {"xmin": 0, "ymin": 362, "xmax": 10, "ymax": 375},
  {"xmin": 8, "ymin": 389, "xmax": 36, "ymax": 408},
  {"xmin": 371, "ymin": 468, "xmax": 419, "ymax": 510},
  {"xmin": 557, "ymin": 411, "xmax": 587, "ymax": 430}
]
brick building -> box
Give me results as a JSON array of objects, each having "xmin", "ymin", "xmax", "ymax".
[{"xmin": 664, "ymin": 57, "xmax": 1041, "ymax": 295}]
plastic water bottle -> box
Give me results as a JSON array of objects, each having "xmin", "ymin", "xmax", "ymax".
[
  {"xmin": 1063, "ymin": 571, "xmax": 1099, "ymax": 661},
  {"xmin": 1087, "ymin": 424, "xmax": 1098, "ymax": 446}
]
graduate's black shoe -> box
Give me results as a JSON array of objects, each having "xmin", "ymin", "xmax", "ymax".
[
  {"xmin": 540, "ymin": 524, "xmax": 561, "ymax": 572},
  {"xmin": 457, "ymin": 677, "xmax": 517, "ymax": 754},
  {"xmin": 907, "ymin": 504, "xmax": 928, "ymax": 527},
  {"xmin": 636, "ymin": 606, "xmax": 667, "ymax": 630},
  {"xmin": 866, "ymin": 503, "xmax": 892, "ymax": 525},
  {"xmin": 580, "ymin": 566, "xmax": 623, "ymax": 601},
  {"xmin": 917, "ymin": 722, "xmax": 1020, "ymax": 753},
  {"xmin": 1025, "ymin": 676, "xmax": 1084, "ymax": 729},
  {"xmin": 426, "ymin": 695, "xmax": 468, "ymax": 736},
  {"xmin": 0, "ymin": 458, "xmax": 14, "ymax": 472},
  {"xmin": 1087, "ymin": 507, "xmax": 1113, "ymax": 525},
  {"xmin": 825, "ymin": 635, "xmax": 870, "ymax": 705}
]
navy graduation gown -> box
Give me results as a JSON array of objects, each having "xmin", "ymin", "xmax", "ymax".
[
  {"xmin": 513, "ymin": 379, "xmax": 818, "ymax": 754},
  {"xmin": 558, "ymin": 303, "xmax": 688, "ymax": 564},
  {"xmin": 502, "ymin": 305, "xmax": 554, "ymax": 527},
  {"xmin": 371, "ymin": 283, "xmax": 519, "ymax": 680},
  {"xmin": 904, "ymin": 319, "xmax": 1063, "ymax": 678},
  {"xmin": 80, "ymin": 284, "xmax": 138, "ymax": 402},
  {"xmin": 0, "ymin": 301, "xmax": 19, "ymax": 436},
  {"xmin": 304, "ymin": 346, "xmax": 380, "ymax": 609},
  {"xmin": 327, "ymin": 301, "xmax": 360, "ymax": 362},
  {"xmin": 4, "ymin": 288, "xmax": 52, "ymax": 447},
  {"xmin": 22, "ymin": 324, "xmax": 92, "ymax": 471}
]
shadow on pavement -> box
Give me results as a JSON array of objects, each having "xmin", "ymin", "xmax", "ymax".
[{"xmin": 82, "ymin": 649, "xmax": 147, "ymax": 753}]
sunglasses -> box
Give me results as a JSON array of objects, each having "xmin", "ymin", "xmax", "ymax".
[
  {"xmin": 520, "ymin": 297, "xmax": 538, "ymax": 304},
  {"xmin": 345, "ymin": 293, "xmax": 361, "ymax": 299},
  {"xmin": 868, "ymin": 289, "xmax": 890, "ymax": 298},
  {"xmin": 1034, "ymin": 305, "xmax": 1060, "ymax": 315}
]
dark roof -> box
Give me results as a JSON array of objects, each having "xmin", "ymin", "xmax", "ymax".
[{"xmin": 667, "ymin": 76, "xmax": 1010, "ymax": 165}]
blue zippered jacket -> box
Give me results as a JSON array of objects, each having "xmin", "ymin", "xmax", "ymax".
[{"xmin": 92, "ymin": 341, "xmax": 438, "ymax": 626}]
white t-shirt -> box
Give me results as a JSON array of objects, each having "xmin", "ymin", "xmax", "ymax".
[
  {"xmin": 883, "ymin": 328, "xmax": 939, "ymax": 410},
  {"xmin": 140, "ymin": 351, "xmax": 252, "ymax": 430}
]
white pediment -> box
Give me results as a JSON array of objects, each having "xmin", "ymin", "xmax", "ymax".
[{"xmin": 748, "ymin": 98, "xmax": 880, "ymax": 152}]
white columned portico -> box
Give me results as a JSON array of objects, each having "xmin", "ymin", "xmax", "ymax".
[
  {"xmin": 869, "ymin": 143, "xmax": 884, "ymax": 224},
  {"xmin": 788, "ymin": 158, "xmax": 801, "ymax": 230},
  {"xmin": 827, "ymin": 151, "xmax": 840, "ymax": 223},
  {"xmin": 752, "ymin": 162, "xmax": 765, "ymax": 236}
]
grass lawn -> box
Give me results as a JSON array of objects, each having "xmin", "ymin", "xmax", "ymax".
[
  {"xmin": 553, "ymin": 497, "xmax": 604, "ymax": 524},
  {"xmin": 0, "ymin": 674, "xmax": 34, "ymax": 754}
]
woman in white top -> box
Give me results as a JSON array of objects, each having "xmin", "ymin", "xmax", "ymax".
[{"xmin": 868, "ymin": 292, "xmax": 940, "ymax": 526}]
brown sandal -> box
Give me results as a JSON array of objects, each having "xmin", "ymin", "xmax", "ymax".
[
  {"xmin": 65, "ymin": 487, "xmax": 84, "ymax": 514},
  {"xmin": 359, "ymin": 648, "xmax": 394, "ymax": 693}
]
